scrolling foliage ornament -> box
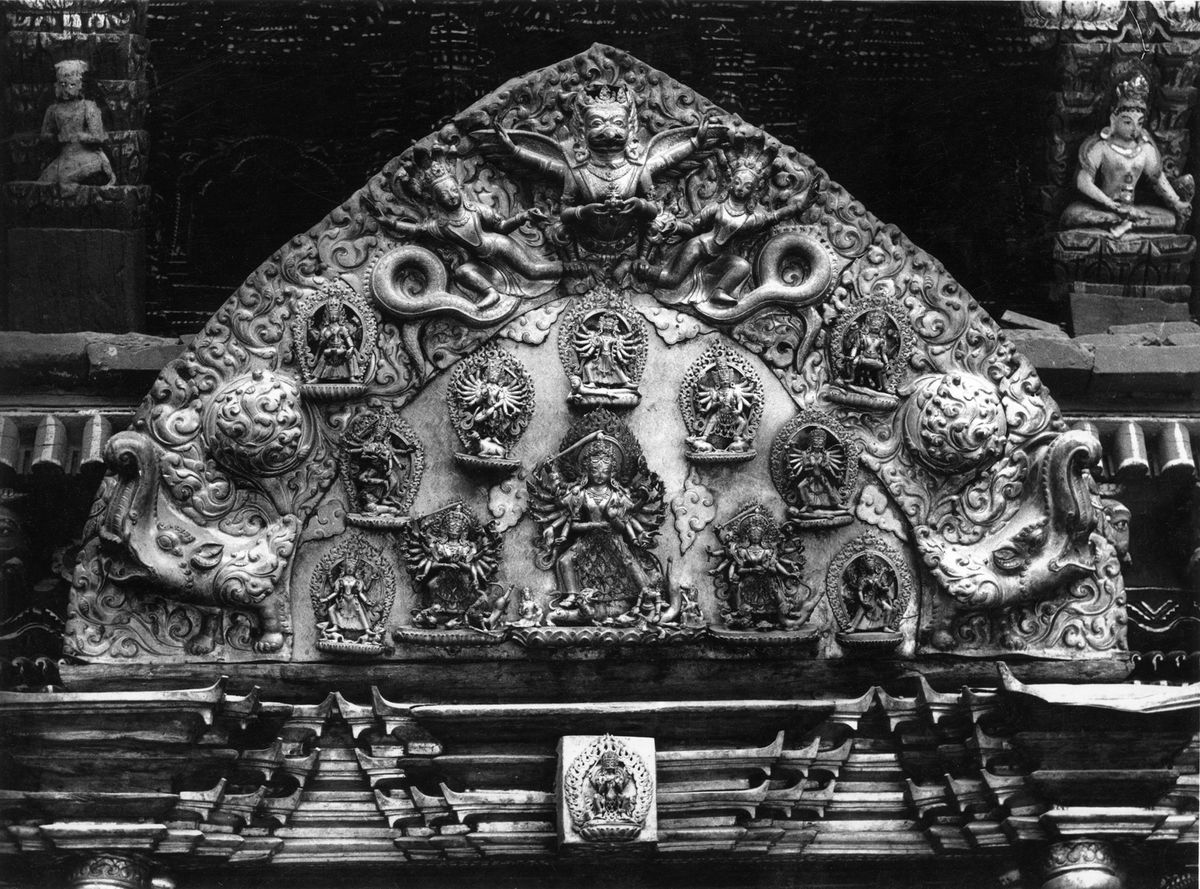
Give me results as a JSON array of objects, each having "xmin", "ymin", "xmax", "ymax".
[{"xmin": 66, "ymin": 43, "xmax": 1123, "ymax": 662}]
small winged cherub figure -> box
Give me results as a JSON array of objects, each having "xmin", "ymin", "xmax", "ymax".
[
  {"xmin": 381, "ymin": 142, "xmax": 570, "ymax": 308},
  {"xmin": 635, "ymin": 139, "xmax": 811, "ymax": 303},
  {"xmin": 487, "ymin": 81, "xmax": 720, "ymax": 257}
]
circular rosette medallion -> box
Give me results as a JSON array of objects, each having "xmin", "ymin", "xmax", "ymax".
[{"xmin": 678, "ymin": 343, "xmax": 764, "ymax": 465}]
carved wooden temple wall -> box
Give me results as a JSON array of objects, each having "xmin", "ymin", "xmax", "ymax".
[{"xmin": 0, "ymin": 4, "xmax": 1197, "ymax": 889}]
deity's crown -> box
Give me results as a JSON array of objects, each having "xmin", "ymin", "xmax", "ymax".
[
  {"xmin": 54, "ymin": 59, "xmax": 88, "ymax": 78},
  {"xmin": 597, "ymin": 750, "xmax": 624, "ymax": 769},
  {"xmin": 728, "ymin": 151, "xmax": 770, "ymax": 179},
  {"xmin": 580, "ymin": 81, "xmax": 631, "ymax": 108},
  {"xmin": 580, "ymin": 431, "xmax": 625, "ymax": 469},
  {"xmin": 712, "ymin": 352, "xmax": 735, "ymax": 383},
  {"xmin": 1113, "ymin": 72, "xmax": 1151, "ymax": 113},
  {"xmin": 400, "ymin": 142, "xmax": 458, "ymax": 197}
]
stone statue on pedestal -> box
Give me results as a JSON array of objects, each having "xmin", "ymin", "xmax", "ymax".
[
  {"xmin": 38, "ymin": 60, "xmax": 116, "ymax": 187},
  {"xmin": 1060, "ymin": 71, "xmax": 1193, "ymax": 238}
]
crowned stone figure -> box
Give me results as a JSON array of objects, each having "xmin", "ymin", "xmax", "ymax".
[
  {"xmin": 38, "ymin": 59, "xmax": 117, "ymax": 187},
  {"xmin": 1060, "ymin": 71, "xmax": 1193, "ymax": 238}
]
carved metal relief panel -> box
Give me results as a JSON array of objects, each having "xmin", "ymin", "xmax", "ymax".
[
  {"xmin": 446, "ymin": 344, "xmax": 534, "ymax": 475},
  {"xmin": 64, "ymin": 43, "xmax": 1125, "ymax": 663},
  {"xmin": 293, "ymin": 279, "xmax": 378, "ymax": 400},
  {"xmin": 558, "ymin": 734, "xmax": 657, "ymax": 846},
  {"xmin": 825, "ymin": 532, "xmax": 913, "ymax": 655},
  {"xmin": 340, "ymin": 407, "xmax": 424, "ymax": 528},
  {"xmin": 678, "ymin": 342, "xmax": 764, "ymax": 464},
  {"xmin": 309, "ymin": 533, "xmax": 394, "ymax": 657},
  {"xmin": 557, "ymin": 287, "xmax": 648, "ymax": 409}
]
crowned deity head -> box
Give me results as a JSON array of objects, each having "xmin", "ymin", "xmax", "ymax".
[
  {"xmin": 1107, "ymin": 71, "xmax": 1151, "ymax": 144},
  {"xmin": 864, "ymin": 310, "xmax": 887, "ymax": 335},
  {"xmin": 443, "ymin": 508, "xmax": 469, "ymax": 540},
  {"xmin": 712, "ymin": 354, "xmax": 735, "ymax": 387},
  {"xmin": 575, "ymin": 82, "xmax": 638, "ymax": 159},
  {"xmin": 482, "ymin": 355, "xmax": 506, "ymax": 385},
  {"xmin": 744, "ymin": 517, "xmax": 768, "ymax": 545},
  {"xmin": 54, "ymin": 59, "xmax": 87, "ymax": 101},
  {"xmin": 580, "ymin": 435, "xmax": 623, "ymax": 485}
]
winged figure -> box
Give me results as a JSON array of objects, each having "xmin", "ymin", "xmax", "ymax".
[{"xmin": 482, "ymin": 81, "xmax": 721, "ymax": 256}]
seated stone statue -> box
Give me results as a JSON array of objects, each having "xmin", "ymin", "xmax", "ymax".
[
  {"xmin": 1060, "ymin": 72, "xmax": 1192, "ymax": 238},
  {"xmin": 38, "ymin": 59, "xmax": 116, "ymax": 187}
]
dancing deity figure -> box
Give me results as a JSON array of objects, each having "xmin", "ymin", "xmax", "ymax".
[
  {"xmin": 490, "ymin": 82, "xmax": 719, "ymax": 256},
  {"xmin": 38, "ymin": 59, "xmax": 116, "ymax": 187},
  {"xmin": 449, "ymin": 350, "xmax": 533, "ymax": 463},
  {"xmin": 1060, "ymin": 71, "xmax": 1193, "ymax": 238},
  {"xmin": 383, "ymin": 143, "xmax": 569, "ymax": 308}
]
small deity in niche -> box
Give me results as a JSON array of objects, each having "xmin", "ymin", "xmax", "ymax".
[
  {"xmin": 488, "ymin": 81, "xmax": 720, "ymax": 257},
  {"xmin": 634, "ymin": 138, "xmax": 809, "ymax": 303},
  {"xmin": 559, "ymin": 290, "xmax": 648, "ymax": 409},
  {"xmin": 708, "ymin": 505, "xmax": 815, "ymax": 631},
  {"xmin": 400, "ymin": 501, "xmax": 502, "ymax": 630},
  {"xmin": 528, "ymin": 412, "xmax": 666, "ymax": 627},
  {"xmin": 507, "ymin": 586, "xmax": 545, "ymax": 628},
  {"xmin": 447, "ymin": 346, "xmax": 534, "ymax": 473},
  {"xmin": 845, "ymin": 310, "xmax": 894, "ymax": 392},
  {"xmin": 1060, "ymin": 70, "xmax": 1193, "ymax": 238},
  {"xmin": 824, "ymin": 534, "xmax": 910, "ymax": 652},
  {"xmin": 679, "ymin": 345, "xmax": 763, "ymax": 464},
  {"xmin": 311, "ymin": 299, "xmax": 362, "ymax": 382},
  {"xmin": 293, "ymin": 281, "xmax": 376, "ymax": 399},
  {"xmin": 382, "ymin": 141, "xmax": 570, "ymax": 308},
  {"xmin": 771, "ymin": 413, "xmax": 860, "ymax": 529},
  {"xmin": 841, "ymin": 553, "xmax": 899, "ymax": 633},
  {"xmin": 38, "ymin": 59, "xmax": 116, "ymax": 187},
  {"xmin": 340, "ymin": 409, "xmax": 423, "ymax": 528},
  {"xmin": 310, "ymin": 535, "xmax": 394, "ymax": 656},
  {"xmin": 827, "ymin": 296, "xmax": 912, "ymax": 411}
]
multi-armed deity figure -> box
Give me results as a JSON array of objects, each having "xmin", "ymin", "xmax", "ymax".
[
  {"xmin": 447, "ymin": 346, "xmax": 534, "ymax": 472},
  {"xmin": 382, "ymin": 142, "xmax": 570, "ymax": 308},
  {"xmin": 400, "ymin": 501, "xmax": 503, "ymax": 630},
  {"xmin": 844, "ymin": 310, "xmax": 893, "ymax": 392},
  {"xmin": 771, "ymin": 414, "xmax": 860, "ymax": 530},
  {"xmin": 1060, "ymin": 70, "xmax": 1194, "ymax": 238},
  {"xmin": 708, "ymin": 505, "xmax": 814, "ymax": 631},
  {"xmin": 634, "ymin": 137, "xmax": 809, "ymax": 303},
  {"xmin": 559, "ymin": 289, "xmax": 648, "ymax": 408},
  {"xmin": 679, "ymin": 345, "xmax": 763, "ymax": 463},
  {"xmin": 528, "ymin": 413, "xmax": 666, "ymax": 627},
  {"xmin": 38, "ymin": 59, "xmax": 116, "ymax": 187},
  {"xmin": 489, "ymin": 82, "xmax": 719, "ymax": 259}
]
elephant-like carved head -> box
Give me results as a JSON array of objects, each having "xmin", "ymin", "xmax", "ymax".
[
  {"xmin": 92, "ymin": 371, "xmax": 309, "ymax": 654},
  {"xmin": 914, "ymin": 427, "xmax": 1103, "ymax": 609}
]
